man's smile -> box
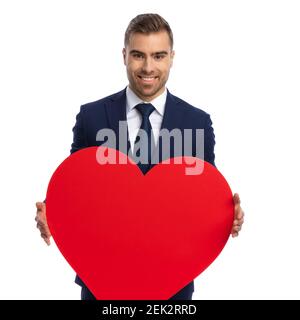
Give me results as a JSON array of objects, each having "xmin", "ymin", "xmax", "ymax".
[{"xmin": 137, "ymin": 75, "xmax": 159, "ymax": 84}]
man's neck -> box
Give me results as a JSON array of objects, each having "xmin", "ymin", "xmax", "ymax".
[{"xmin": 128, "ymin": 85, "xmax": 166, "ymax": 102}]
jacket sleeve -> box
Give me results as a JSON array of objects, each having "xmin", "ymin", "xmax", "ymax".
[
  {"xmin": 44, "ymin": 107, "xmax": 88, "ymax": 203},
  {"xmin": 70, "ymin": 106, "xmax": 88, "ymax": 154},
  {"xmin": 204, "ymin": 114, "xmax": 216, "ymax": 167}
]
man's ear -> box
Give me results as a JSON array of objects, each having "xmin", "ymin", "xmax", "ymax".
[
  {"xmin": 170, "ymin": 50, "xmax": 175, "ymax": 67},
  {"xmin": 122, "ymin": 48, "xmax": 126, "ymax": 65}
]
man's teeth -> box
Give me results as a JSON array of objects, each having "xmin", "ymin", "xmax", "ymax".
[{"xmin": 141, "ymin": 77, "xmax": 155, "ymax": 80}]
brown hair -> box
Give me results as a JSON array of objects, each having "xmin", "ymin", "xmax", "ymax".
[{"xmin": 124, "ymin": 13, "xmax": 174, "ymax": 49}]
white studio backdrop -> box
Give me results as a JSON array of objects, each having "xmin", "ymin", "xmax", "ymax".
[{"xmin": 0, "ymin": 0, "xmax": 299, "ymax": 299}]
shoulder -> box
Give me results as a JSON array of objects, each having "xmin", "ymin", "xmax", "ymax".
[
  {"xmin": 79, "ymin": 89, "xmax": 125, "ymax": 113},
  {"xmin": 170, "ymin": 92, "xmax": 213, "ymax": 124}
]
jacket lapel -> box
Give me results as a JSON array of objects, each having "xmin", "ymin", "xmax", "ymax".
[
  {"xmin": 151, "ymin": 90, "xmax": 186, "ymax": 168},
  {"xmin": 104, "ymin": 88, "xmax": 131, "ymax": 156},
  {"xmin": 160, "ymin": 90, "xmax": 185, "ymax": 133}
]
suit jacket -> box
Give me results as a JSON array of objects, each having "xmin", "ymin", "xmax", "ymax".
[{"xmin": 70, "ymin": 88, "xmax": 216, "ymax": 288}]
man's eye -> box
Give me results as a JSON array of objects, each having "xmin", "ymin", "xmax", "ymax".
[
  {"xmin": 154, "ymin": 55, "xmax": 165, "ymax": 60},
  {"xmin": 133, "ymin": 53, "xmax": 143, "ymax": 59}
]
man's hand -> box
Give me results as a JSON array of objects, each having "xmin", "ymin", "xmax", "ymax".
[
  {"xmin": 35, "ymin": 202, "xmax": 51, "ymax": 245},
  {"xmin": 231, "ymin": 193, "xmax": 244, "ymax": 238}
]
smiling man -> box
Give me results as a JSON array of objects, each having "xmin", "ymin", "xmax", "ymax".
[
  {"xmin": 123, "ymin": 30, "xmax": 174, "ymax": 101},
  {"xmin": 35, "ymin": 13, "xmax": 244, "ymax": 300}
]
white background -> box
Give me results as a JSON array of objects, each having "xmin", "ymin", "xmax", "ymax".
[{"xmin": 1, "ymin": 0, "xmax": 300, "ymax": 299}]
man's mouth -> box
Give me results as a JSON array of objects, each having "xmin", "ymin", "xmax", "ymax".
[{"xmin": 137, "ymin": 75, "xmax": 158, "ymax": 83}]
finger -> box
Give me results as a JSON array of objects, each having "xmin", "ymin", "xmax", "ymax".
[
  {"xmin": 36, "ymin": 211, "xmax": 47, "ymax": 224},
  {"xmin": 233, "ymin": 193, "xmax": 240, "ymax": 205},
  {"xmin": 35, "ymin": 211, "xmax": 44, "ymax": 221},
  {"xmin": 37, "ymin": 216, "xmax": 47, "ymax": 225},
  {"xmin": 238, "ymin": 217, "xmax": 244, "ymax": 225},
  {"xmin": 233, "ymin": 219, "xmax": 240, "ymax": 226},
  {"xmin": 39, "ymin": 226, "xmax": 51, "ymax": 236},
  {"xmin": 232, "ymin": 225, "xmax": 242, "ymax": 232},
  {"xmin": 235, "ymin": 207, "xmax": 244, "ymax": 220},
  {"xmin": 238, "ymin": 209, "xmax": 245, "ymax": 220},
  {"xmin": 37, "ymin": 221, "xmax": 51, "ymax": 235},
  {"xmin": 233, "ymin": 216, "xmax": 244, "ymax": 226},
  {"xmin": 36, "ymin": 202, "xmax": 46, "ymax": 212},
  {"xmin": 36, "ymin": 202, "xmax": 43, "ymax": 210},
  {"xmin": 40, "ymin": 230, "xmax": 51, "ymax": 238},
  {"xmin": 41, "ymin": 234, "xmax": 51, "ymax": 246},
  {"xmin": 36, "ymin": 220, "xmax": 45, "ymax": 229},
  {"xmin": 37, "ymin": 222, "xmax": 47, "ymax": 231},
  {"xmin": 41, "ymin": 233, "xmax": 48, "ymax": 240},
  {"xmin": 40, "ymin": 232, "xmax": 52, "ymax": 243}
]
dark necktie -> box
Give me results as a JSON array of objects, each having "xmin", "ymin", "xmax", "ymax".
[{"xmin": 133, "ymin": 103, "xmax": 156, "ymax": 174}]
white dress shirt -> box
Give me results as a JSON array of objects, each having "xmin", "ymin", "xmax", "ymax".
[{"xmin": 126, "ymin": 86, "xmax": 167, "ymax": 152}]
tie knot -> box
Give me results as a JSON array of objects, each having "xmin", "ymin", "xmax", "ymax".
[{"xmin": 135, "ymin": 103, "xmax": 155, "ymax": 119}]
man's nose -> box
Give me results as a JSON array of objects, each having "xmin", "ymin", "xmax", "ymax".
[{"xmin": 142, "ymin": 57, "xmax": 154, "ymax": 73}]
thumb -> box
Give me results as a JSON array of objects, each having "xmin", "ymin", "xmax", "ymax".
[
  {"xmin": 233, "ymin": 193, "xmax": 240, "ymax": 205},
  {"xmin": 36, "ymin": 201, "xmax": 45, "ymax": 211}
]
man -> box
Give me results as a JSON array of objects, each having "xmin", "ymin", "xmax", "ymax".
[{"xmin": 35, "ymin": 13, "xmax": 244, "ymax": 300}]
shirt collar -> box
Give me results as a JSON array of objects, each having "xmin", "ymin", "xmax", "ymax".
[{"xmin": 126, "ymin": 85, "xmax": 167, "ymax": 116}]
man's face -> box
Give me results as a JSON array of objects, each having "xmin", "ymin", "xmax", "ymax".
[{"xmin": 123, "ymin": 31, "xmax": 175, "ymax": 101}]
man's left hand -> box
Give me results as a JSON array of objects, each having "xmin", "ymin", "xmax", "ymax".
[{"xmin": 231, "ymin": 193, "xmax": 244, "ymax": 238}]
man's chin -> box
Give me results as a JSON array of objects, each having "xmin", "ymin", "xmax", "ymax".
[
  {"xmin": 138, "ymin": 86, "xmax": 161, "ymax": 97},
  {"xmin": 130, "ymin": 83, "xmax": 163, "ymax": 100}
]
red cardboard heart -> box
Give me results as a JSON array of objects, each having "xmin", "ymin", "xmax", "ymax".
[{"xmin": 46, "ymin": 146, "xmax": 234, "ymax": 300}]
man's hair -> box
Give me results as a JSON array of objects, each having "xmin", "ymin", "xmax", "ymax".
[{"xmin": 124, "ymin": 13, "xmax": 173, "ymax": 49}]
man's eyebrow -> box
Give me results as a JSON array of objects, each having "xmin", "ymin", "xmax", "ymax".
[
  {"xmin": 129, "ymin": 50, "xmax": 145, "ymax": 55},
  {"xmin": 129, "ymin": 50, "xmax": 169, "ymax": 55},
  {"xmin": 152, "ymin": 51, "xmax": 168, "ymax": 55}
]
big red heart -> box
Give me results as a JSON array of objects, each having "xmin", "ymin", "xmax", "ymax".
[{"xmin": 46, "ymin": 146, "xmax": 234, "ymax": 300}]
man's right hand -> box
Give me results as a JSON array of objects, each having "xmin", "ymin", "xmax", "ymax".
[{"xmin": 35, "ymin": 202, "xmax": 51, "ymax": 245}]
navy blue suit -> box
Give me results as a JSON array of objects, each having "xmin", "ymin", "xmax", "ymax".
[{"xmin": 70, "ymin": 88, "xmax": 215, "ymax": 299}]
